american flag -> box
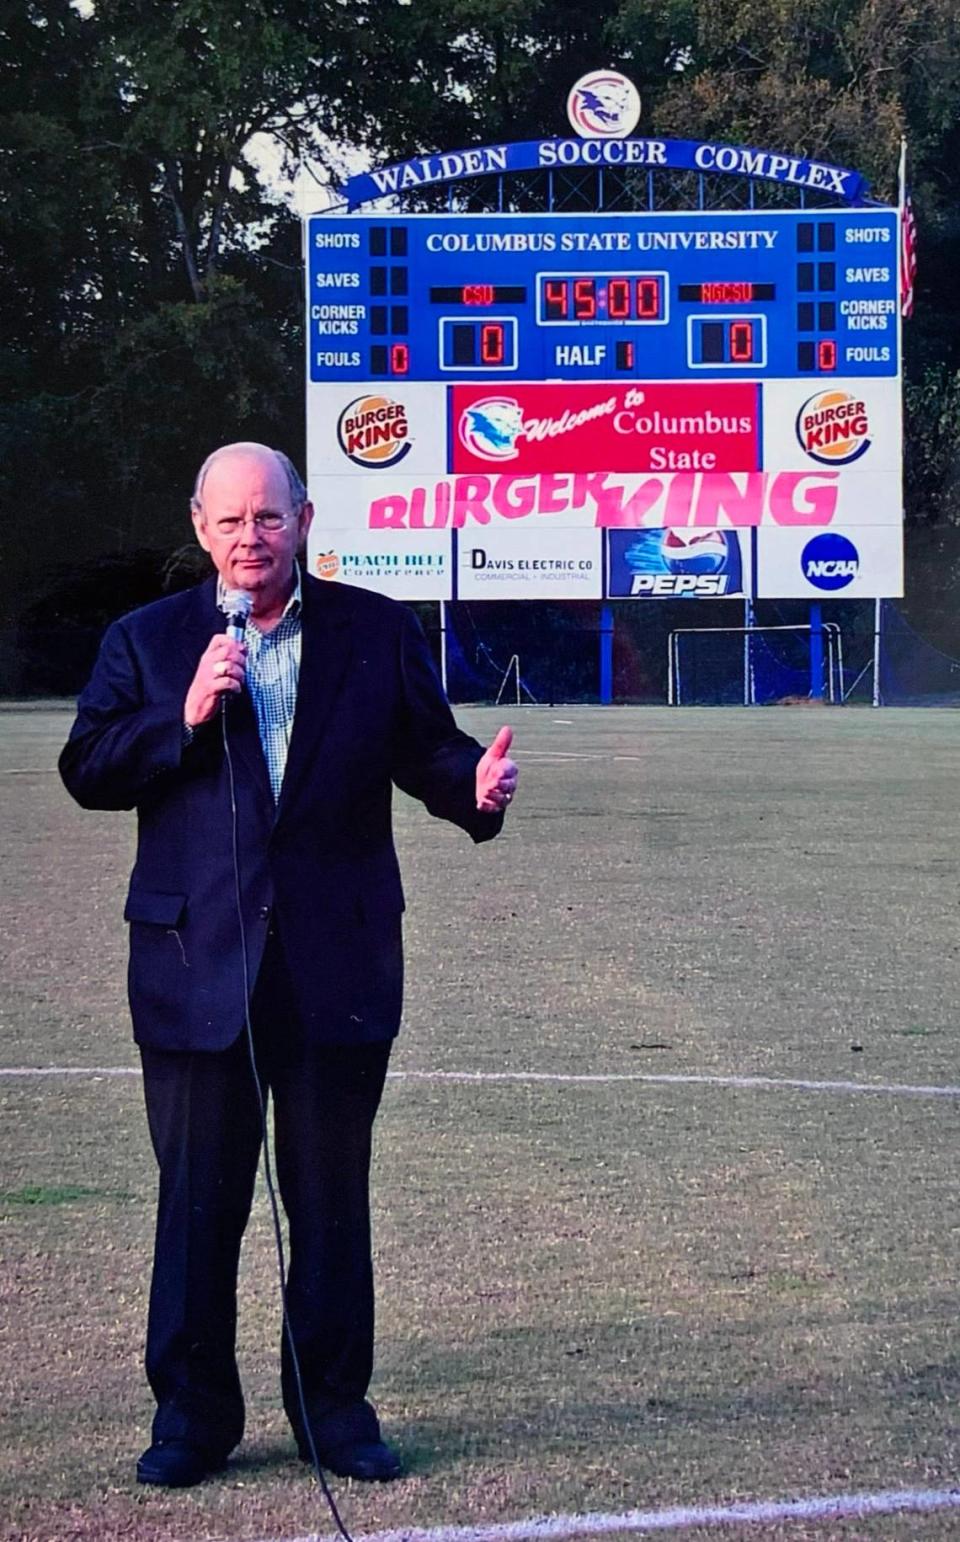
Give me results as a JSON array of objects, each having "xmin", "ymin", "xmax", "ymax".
[{"xmin": 900, "ymin": 191, "xmax": 917, "ymax": 318}]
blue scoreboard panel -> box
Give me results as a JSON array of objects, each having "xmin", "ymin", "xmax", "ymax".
[{"xmin": 307, "ymin": 211, "xmax": 899, "ymax": 383}]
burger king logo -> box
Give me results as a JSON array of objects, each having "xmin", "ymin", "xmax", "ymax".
[
  {"xmin": 337, "ymin": 395, "xmax": 412, "ymax": 468},
  {"xmin": 315, "ymin": 551, "xmax": 341, "ymax": 580},
  {"xmin": 796, "ymin": 390, "xmax": 871, "ymax": 466}
]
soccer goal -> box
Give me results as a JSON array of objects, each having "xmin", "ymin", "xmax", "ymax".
[{"xmin": 667, "ymin": 624, "xmax": 844, "ymax": 706}]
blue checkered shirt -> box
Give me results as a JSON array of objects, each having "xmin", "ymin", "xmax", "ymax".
[{"xmin": 218, "ymin": 570, "xmax": 302, "ymax": 803}]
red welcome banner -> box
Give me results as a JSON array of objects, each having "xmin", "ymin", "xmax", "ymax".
[{"xmin": 450, "ymin": 381, "xmax": 760, "ymax": 474}]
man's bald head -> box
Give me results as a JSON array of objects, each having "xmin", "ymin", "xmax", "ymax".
[{"xmin": 191, "ymin": 442, "xmax": 307, "ymax": 520}]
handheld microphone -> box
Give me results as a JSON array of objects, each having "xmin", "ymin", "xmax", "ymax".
[
  {"xmin": 217, "ymin": 591, "xmax": 252, "ymax": 718},
  {"xmin": 220, "ymin": 589, "xmax": 253, "ymax": 642}
]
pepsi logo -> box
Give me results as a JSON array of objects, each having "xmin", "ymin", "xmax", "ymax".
[
  {"xmin": 660, "ymin": 528, "xmax": 733, "ymax": 577},
  {"xmin": 796, "ymin": 390, "xmax": 871, "ymax": 465},
  {"xmin": 566, "ymin": 72, "xmax": 641, "ymax": 139},
  {"xmin": 617, "ymin": 527, "xmax": 742, "ymax": 597},
  {"xmin": 337, "ymin": 395, "xmax": 412, "ymax": 468}
]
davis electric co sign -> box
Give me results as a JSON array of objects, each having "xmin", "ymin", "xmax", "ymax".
[{"xmin": 304, "ymin": 89, "xmax": 902, "ymax": 602}]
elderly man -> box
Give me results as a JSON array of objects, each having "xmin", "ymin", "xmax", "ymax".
[{"xmin": 60, "ymin": 442, "xmax": 517, "ymax": 1489}]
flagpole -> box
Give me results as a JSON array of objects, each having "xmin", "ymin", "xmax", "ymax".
[{"xmin": 893, "ymin": 141, "xmax": 907, "ymax": 719}]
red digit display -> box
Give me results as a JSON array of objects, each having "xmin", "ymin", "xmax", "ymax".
[
  {"xmin": 729, "ymin": 321, "xmax": 754, "ymax": 362},
  {"xmin": 608, "ymin": 278, "xmax": 630, "ymax": 319},
  {"xmin": 543, "ymin": 279, "xmax": 568, "ymax": 320},
  {"xmin": 636, "ymin": 278, "xmax": 660, "ymax": 318},
  {"xmin": 818, "ymin": 338, "xmax": 837, "ymax": 371},
  {"xmin": 463, "ymin": 285, "xmax": 494, "ymax": 306},
  {"xmin": 390, "ymin": 342, "xmax": 410, "ymax": 375},
  {"xmin": 573, "ymin": 278, "xmax": 597, "ymax": 320},
  {"xmin": 540, "ymin": 273, "xmax": 663, "ymax": 322},
  {"xmin": 481, "ymin": 323, "xmax": 505, "ymax": 365}
]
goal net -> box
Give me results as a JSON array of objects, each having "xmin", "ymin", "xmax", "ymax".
[{"xmin": 668, "ymin": 625, "xmax": 842, "ymax": 706}]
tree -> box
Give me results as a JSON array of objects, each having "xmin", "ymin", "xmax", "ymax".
[
  {"xmin": 3, "ymin": 0, "xmax": 960, "ymax": 683},
  {"xmin": 0, "ymin": 0, "xmax": 341, "ymax": 626}
]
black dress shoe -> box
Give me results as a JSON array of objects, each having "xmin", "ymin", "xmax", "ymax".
[
  {"xmin": 298, "ymin": 1435, "xmax": 402, "ymax": 1481},
  {"xmin": 136, "ymin": 1438, "xmax": 229, "ymax": 1488}
]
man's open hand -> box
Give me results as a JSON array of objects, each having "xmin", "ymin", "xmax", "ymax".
[{"xmin": 476, "ymin": 725, "xmax": 518, "ymax": 814}]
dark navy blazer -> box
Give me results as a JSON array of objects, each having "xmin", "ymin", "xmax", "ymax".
[{"xmin": 60, "ymin": 572, "xmax": 501, "ymax": 1051}]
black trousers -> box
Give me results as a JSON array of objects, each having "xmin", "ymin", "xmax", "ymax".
[{"xmin": 139, "ymin": 930, "xmax": 392, "ymax": 1454}]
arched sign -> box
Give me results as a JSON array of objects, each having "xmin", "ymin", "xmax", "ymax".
[{"xmin": 340, "ymin": 138, "xmax": 871, "ymax": 210}]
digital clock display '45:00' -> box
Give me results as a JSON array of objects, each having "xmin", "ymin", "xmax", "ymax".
[{"xmin": 537, "ymin": 273, "xmax": 666, "ymax": 324}]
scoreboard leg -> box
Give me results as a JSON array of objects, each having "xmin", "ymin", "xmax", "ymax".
[
  {"xmin": 809, "ymin": 602, "xmax": 824, "ymax": 702},
  {"xmin": 439, "ymin": 600, "xmax": 448, "ymax": 696},
  {"xmin": 600, "ymin": 603, "xmax": 614, "ymax": 706}
]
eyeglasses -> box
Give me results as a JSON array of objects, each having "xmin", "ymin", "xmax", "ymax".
[{"xmin": 210, "ymin": 510, "xmax": 298, "ymax": 536}]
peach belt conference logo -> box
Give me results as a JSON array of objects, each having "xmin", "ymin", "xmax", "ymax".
[
  {"xmin": 796, "ymin": 389, "xmax": 871, "ymax": 465},
  {"xmin": 315, "ymin": 546, "xmax": 445, "ymax": 580},
  {"xmin": 337, "ymin": 395, "xmax": 412, "ymax": 468}
]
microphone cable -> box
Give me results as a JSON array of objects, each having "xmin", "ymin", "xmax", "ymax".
[{"xmin": 220, "ymin": 700, "xmax": 357, "ymax": 1542}]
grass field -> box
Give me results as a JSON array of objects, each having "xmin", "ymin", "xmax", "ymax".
[{"xmin": 1, "ymin": 704, "xmax": 958, "ymax": 1542}]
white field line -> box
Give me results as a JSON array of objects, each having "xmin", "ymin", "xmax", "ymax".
[
  {"xmin": 252, "ymin": 1485, "xmax": 960, "ymax": 1542},
  {"xmin": 396, "ymin": 1070, "xmax": 960, "ymax": 1098},
  {"xmin": 1, "ymin": 1067, "xmax": 959, "ymax": 1098},
  {"xmin": 0, "ymin": 1066, "xmax": 143, "ymax": 1076}
]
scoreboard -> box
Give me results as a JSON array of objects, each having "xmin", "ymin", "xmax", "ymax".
[
  {"xmin": 308, "ymin": 211, "xmax": 897, "ymax": 382},
  {"xmin": 304, "ymin": 211, "xmax": 903, "ymax": 602}
]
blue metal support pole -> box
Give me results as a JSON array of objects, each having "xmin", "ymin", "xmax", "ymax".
[
  {"xmin": 872, "ymin": 597, "xmax": 882, "ymax": 707},
  {"xmin": 600, "ymin": 603, "xmax": 614, "ymax": 704},
  {"xmin": 809, "ymin": 602, "xmax": 824, "ymax": 700}
]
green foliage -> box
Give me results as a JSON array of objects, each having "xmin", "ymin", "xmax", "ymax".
[
  {"xmin": 2, "ymin": 0, "xmax": 960, "ymax": 665},
  {"xmin": 904, "ymin": 365, "xmax": 960, "ymax": 527}
]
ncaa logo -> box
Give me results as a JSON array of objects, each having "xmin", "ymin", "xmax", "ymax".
[
  {"xmin": 796, "ymin": 390, "xmax": 871, "ymax": 466},
  {"xmin": 802, "ymin": 532, "xmax": 860, "ymax": 591},
  {"xmin": 337, "ymin": 395, "xmax": 412, "ymax": 468},
  {"xmin": 566, "ymin": 71, "xmax": 641, "ymax": 139},
  {"xmin": 458, "ymin": 397, "xmax": 524, "ymax": 461}
]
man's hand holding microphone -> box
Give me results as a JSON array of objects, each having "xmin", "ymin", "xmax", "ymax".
[
  {"xmin": 184, "ymin": 591, "xmax": 253, "ymax": 729},
  {"xmin": 183, "ymin": 635, "xmax": 248, "ymax": 728}
]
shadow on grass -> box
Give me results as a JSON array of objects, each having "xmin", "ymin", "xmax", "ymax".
[{"xmin": 373, "ymin": 1320, "xmax": 960, "ymax": 1476}]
